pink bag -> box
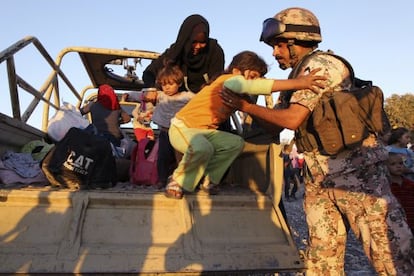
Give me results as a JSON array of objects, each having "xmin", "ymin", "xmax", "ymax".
[{"xmin": 129, "ymin": 138, "xmax": 159, "ymax": 186}]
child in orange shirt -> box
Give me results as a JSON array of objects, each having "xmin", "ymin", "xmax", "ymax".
[{"xmin": 165, "ymin": 50, "xmax": 325, "ymax": 199}]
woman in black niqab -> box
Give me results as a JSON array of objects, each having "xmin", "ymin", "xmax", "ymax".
[{"xmin": 143, "ymin": 14, "xmax": 225, "ymax": 93}]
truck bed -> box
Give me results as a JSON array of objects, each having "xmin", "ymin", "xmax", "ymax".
[
  {"xmin": 0, "ymin": 136, "xmax": 304, "ymax": 274},
  {"xmin": 0, "ymin": 37, "xmax": 304, "ymax": 274},
  {"xmin": 0, "ymin": 178, "xmax": 303, "ymax": 274}
]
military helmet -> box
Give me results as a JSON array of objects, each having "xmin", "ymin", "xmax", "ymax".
[{"xmin": 260, "ymin": 7, "xmax": 322, "ymax": 45}]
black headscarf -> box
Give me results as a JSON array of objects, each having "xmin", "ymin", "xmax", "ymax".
[
  {"xmin": 143, "ymin": 14, "xmax": 224, "ymax": 93},
  {"xmin": 167, "ymin": 15, "xmax": 210, "ymax": 69}
]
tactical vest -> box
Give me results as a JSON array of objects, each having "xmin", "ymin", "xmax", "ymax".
[{"xmin": 289, "ymin": 51, "xmax": 389, "ymax": 156}]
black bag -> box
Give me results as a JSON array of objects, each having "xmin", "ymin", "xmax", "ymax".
[{"xmin": 41, "ymin": 127, "xmax": 117, "ymax": 189}]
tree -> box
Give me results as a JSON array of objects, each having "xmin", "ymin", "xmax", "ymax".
[{"xmin": 384, "ymin": 93, "xmax": 414, "ymax": 130}]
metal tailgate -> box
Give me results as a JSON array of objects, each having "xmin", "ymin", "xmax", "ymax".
[{"xmin": 0, "ymin": 144, "xmax": 304, "ymax": 274}]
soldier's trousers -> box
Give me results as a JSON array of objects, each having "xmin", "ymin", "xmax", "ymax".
[{"xmin": 303, "ymin": 167, "xmax": 414, "ymax": 276}]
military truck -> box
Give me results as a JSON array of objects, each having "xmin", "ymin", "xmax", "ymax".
[{"xmin": 0, "ymin": 36, "xmax": 304, "ymax": 275}]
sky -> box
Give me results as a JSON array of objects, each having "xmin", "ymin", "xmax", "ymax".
[{"xmin": 1, "ymin": 0, "xmax": 413, "ymax": 132}]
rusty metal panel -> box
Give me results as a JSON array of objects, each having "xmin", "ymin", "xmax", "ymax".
[{"xmin": 0, "ymin": 113, "xmax": 46, "ymax": 155}]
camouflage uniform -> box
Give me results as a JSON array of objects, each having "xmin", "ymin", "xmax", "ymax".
[
  {"xmin": 279, "ymin": 52, "xmax": 414, "ymax": 275},
  {"xmin": 259, "ymin": 7, "xmax": 414, "ymax": 274}
]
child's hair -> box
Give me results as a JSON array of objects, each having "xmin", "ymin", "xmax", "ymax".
[
  {"xmin": 387, "ymin": 152, "xmax": 404, "ymax": 175},
  {"xmin": 226, "ymin": 51, "xmax": 268, "ymax": 77},
  {"xmin": 388, "ymin": 152, "xmax": 403, "ymax": 162},
  {"xmin": 156, "ymin": 65, "xmax": 184, "ymax": 88},
  {"xmin": 388, "ymin": 127, "xmax": 409, "ymax": 145}
]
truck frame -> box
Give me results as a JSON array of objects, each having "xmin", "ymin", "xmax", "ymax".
[{"xmin": 0, "ymin": 36, "xmax": 304, "ymax": 275}]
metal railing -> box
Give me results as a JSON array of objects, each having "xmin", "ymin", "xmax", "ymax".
[
  {"xmin": 0, "ymin": 36, "xmax": 72, "ymax": 131},
  {"xmin": 0, "ymin": 36, "xmax": 160, "ymax": 132}
]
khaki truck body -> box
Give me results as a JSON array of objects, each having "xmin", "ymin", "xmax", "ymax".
[{"xmin": 0, "ymin": 37, "xmax": 304, "ymax": 274}]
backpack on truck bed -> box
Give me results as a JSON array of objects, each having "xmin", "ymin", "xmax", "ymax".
[
  {"xmin": 129, "ymin": 138, "xmax": 159, "ymax": 186},
  {"xmin": 293, "ymin": 50, "xmax": 390, "ymax": 156},
  {"xmin": 41, "ymin": 127, "xmax": 117, "ymax": 189}
]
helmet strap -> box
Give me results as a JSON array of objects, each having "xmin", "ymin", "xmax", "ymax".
[{"xmin": 287, "ymin": 39, "xmax": 297, "ymax": 68}]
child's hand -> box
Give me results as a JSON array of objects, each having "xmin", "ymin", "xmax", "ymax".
[
  {"xmin": 144, "ymin": 90, "xmax": 158, "ymax": 103},
  {"xmin": 121, "ymin": 93, "xmax": 129, "ymax": 102},
  {"xmin": 297, "ymin": 68, "xmax": 327, "ymax": 93}
]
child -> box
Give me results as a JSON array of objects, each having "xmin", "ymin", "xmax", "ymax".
[
  {"xmin": 145, "ymin": 65, "xmax": 195, "ymax": 189},
  {"xmin": 282, "ymin": 144, "xmax": 295, "ymax": 201},
  {"xmin": 131, "ymin": 101, "xmax": 155, "ymax": 141},
  {"xmin": 165, "ymin": 50, "xmax": 326, "ymax": 199},
  {"xmin": 386, "ymin": 127, "xmax": 414, "ymax": 181},
  {"xmin": 387, "ymin": 152, "xmax": 414, "ymax": 232},
  {"xmin": 122, "ymin": 92, "xmax": 154, "ymax": 142}
]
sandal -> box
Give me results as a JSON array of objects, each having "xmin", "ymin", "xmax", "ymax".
[{"xmin": 164, "ymin": 181, "xmax": 184, "ymax": 199}]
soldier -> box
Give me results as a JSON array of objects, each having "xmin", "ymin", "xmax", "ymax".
[{"xmin": 222, "ymin": 7, "xmax": 414, "ymax": 275}]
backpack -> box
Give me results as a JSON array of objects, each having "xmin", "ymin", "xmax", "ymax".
[
  {"xmin": 293, "ymin": 51, "xmax": 390, "ymax": 156},
  {"xmin": 41, "ymin": 127, "xmax": 117, "ymax": 189},
  {"xmin": 129, "ymin": 138, "xmax": 159, "ymax": 186}
]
